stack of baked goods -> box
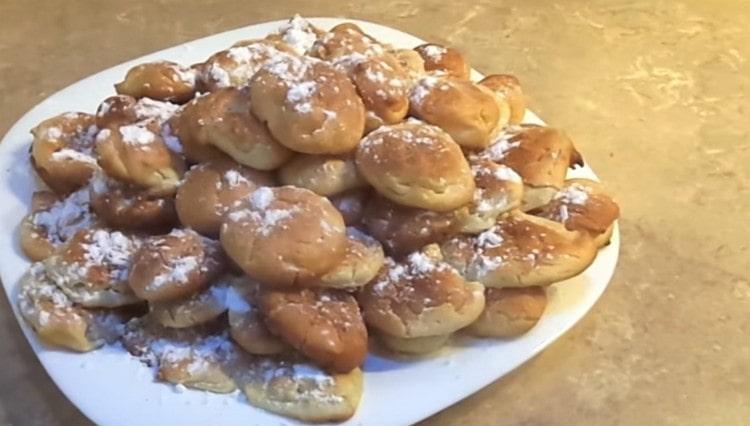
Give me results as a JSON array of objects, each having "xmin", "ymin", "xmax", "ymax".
[{"xmin": 16, "ymin": 15, "xmax": 619, "ymax": 422}]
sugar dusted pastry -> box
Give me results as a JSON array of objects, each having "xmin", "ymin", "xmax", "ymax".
[
  {"xmin": 20, "ymin": 189, "xmax": 94, "ymax": 261},
  {"xmin": 388, "ymin": 48, "xmax": 426, "ymax": 79},
  {"xmin": 475, "ymin": 125, "xmax": 583, "ymax": 211},
  {"xmin": 264, "ymin": 14, "xmax": 325, "ymax": 56},
  {"xmin": 329, "ymin": 188, "xmax": 369, "ymax": 225},
  {"xmin": 18, "ymin": 264, "xmax": 127, "ymax": 352},
  {"xmin": 459, "ymin": 159, "xmax": 524, "ymax": 233},
  {"xmin": 466, "ymin": 286, "xmax": 547, "ymax": 338},
  {"xmin": 43, "ymin": 229, "xmax": 141, "ymax": 308},
  {"xmin": 149, "ymin": 279, "xmax": 230, "ymax": 329},
  {"xmin": 226, "ymin": 280, "xmax": 289, "ymax": 355},
  {"xmin": 359, "ymin": 245, "xmax": 485, "ymax": 352},
  {"xmin": 310, "ymin": 22, "xmax": 385, "ymax": 61},
  {"xmin": 249, "ymin": 56, "xmax": 366, "ymax": 154},
  {"xmin": 479, "ymin": 74, "xmax": 526, "ymax": 125},
  {"xmin": 115, "ymin": 61, "xmax": 197, "ymax": 103},
  {"xmin": 96, "ymin": 95, "xmax": 181, "ymax": 129},
  {"xmin": 409, "ymin": 75, "xmax": 500, "ymax": 149},
  {"xmin": 355, "ymin": 120, "xmax": 474, "ymax": 211},
  {"xmin": 89, "ymin": 170, "xmax": 177, "ymax": 231},
  {"xmin": 175, "ymin": 158, "xmax": 275, "ymax": 237},
  {"xmin": 309, "ymin": 227, "xmax": 385, "ymax": 289},
  {"xmin": 198, "ymin": 40, "xmax": 296, "ymax": 91},
  {"xmin": 221, "ymin": 186, "xmax": 347, "ymax": 287},
  {"xmin": 259, "ymin": 288, "xmax": 368, "ymax": 373},
  {"xmin": 122, "ymin": 318, "xmax": 237, "ymax": 393},
  {"xmin": 30, "ymin": 112, "xmax": 99, "ymax": 194},
  {"xmin": 363, "ymin": 195, "xmax": 467, "ymax": 258},
  {"xmin": 240, "ymin": 357, "xmax": 363, "ymax": 422},
  {"xmin": 128, "ymin": 229, "xmax": 226, "ymax": 302},
  {"xmin": 535, "ymin": 179, "xmax": 620, "ymax": 247},
  {"xmin": 95, "ymin": 121, "xmax": 185, "ymax": 196},
  {"xmin": 279, "ymin": 154, "xmax": 365, "ymax": 196},
  {"xmin": 414, "ymin": 43, "xmax": 470, "ymax": 80},
  {"xmin": 440, "ymin": 210, "xmax": 597, "ymax": 288}
]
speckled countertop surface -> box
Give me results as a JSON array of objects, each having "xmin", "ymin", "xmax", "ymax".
[{"xmin": 1, "ymin": 1, "xmax": 748, "ymax": 424}]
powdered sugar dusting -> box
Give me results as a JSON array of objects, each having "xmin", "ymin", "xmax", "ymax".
[
  {"xmin": 32, "ymin": 188, "xmax": 93, "ymax": 245},
  {"xmin": 555, "ymin": 183, "xmax": 590, "ymax": 205},
  {"xmin": 276, "ymin": 14, "xmax": 318, "ymax": 55},
  {"xmin": 119, "ymin": 124, "xmax": 156, "ymax": 145}
]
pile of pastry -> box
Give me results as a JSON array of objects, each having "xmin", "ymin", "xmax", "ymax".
[{"xmin": 16, "ymin": 15, "xmax": 619, "ymax": 422}]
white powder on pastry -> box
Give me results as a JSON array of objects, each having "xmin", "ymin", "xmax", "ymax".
[
  {"xmin": 476, "ymin": 227, "xmax": 504, "ymax": 247},
  {"xmin": 119, "ymin": 124, "xmax": 156, "ymax": 145},
  {"xmin": 223, "ymin": 170, "xmax": 249, "ymax": 188},
  {"xmin": 134, "ymin": 98, "xmax": 180, "ymax": 123},
  {"xmin": 32, "ymin": 188, "xmax": 93, "ymax": 245},
  {"xmin": 148, "ymin": 256, "xmax": 200, "ymax": 291},
  {"xmin": 49, "ymin": 148, "xmax": 97, "ymax": 165},
  {"xmin": 276, "ymin": 14, "xmax": 318, "ymax": 55},
  {"xmin": 82, "ymin": 230, "xmax": 137, "ymax": 281},
  {"xmin": 250, "ymin": 187, "xmax": 274, "ymax": 209},
  {"xmin": 555, "ymin": 184, "xmax": 589, "ymax": 205},
  {"xmin": 421, "ymin": 44, "xmax": 447, "ymax": 61}
]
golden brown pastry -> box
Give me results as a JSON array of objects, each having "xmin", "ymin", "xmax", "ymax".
[
  {"xmin": 198, "ymin": 40, "xmax": 297, "ymax": 91},
  {"xmin": 241, "ymin": 357, "xmax": 363, "ymax": 422},
  {"xmin": 474, "ymin": 125, "xmax": 583, "ymax": 211},
  {"xmin": 95, "ymin": 95, "xmax": 181, "ymax": 129},
  {"xmin": 466, "ymin": 286, "xmax": 547, "ymax": 337},
  {"xmin": 250, "ymin": 56, "xmax": 366, "ymax": 155},
  {"xmin": 409, "ymin": 75, "xmax": 500, "ymax": 149},
  {"xmin": 309, "ymin": 227, "xmax": 385, "ymax": 289},
  {"xmin": 460, "ymin": 158, "xmax": 524, "ymax": 233},
  {"xmin": 175, "ymin": 158, "xmax": 275, "ymax": 237},
  {"xmin": 115, "ymin": 61, "xmax": 197, "ymax": 103},
  {"xmin": 95, "ymin": 122, "xmax": 185, "ymax": 196},
  {"xmin": 221, "ymin": 186, "xmax": 347, "ymax": 287},
  {"xmin": 359, "ymin": 244, "xmax": 485, "ymax": 342},
  {"xmin": 43, "ymin": 229, "xmax": 141, "ymax": 308},
  {"xmin": 20, "ymin": 189, "xmax": 94, "ymax": 262},
  {"xmin": 279, "ymin": 154, "xmax": 365, "ymax": 196},
  {"xmin": 534, "ymin": 178, "xmax": 620, "ymax": 247},
  {"xmin": 88, "ymin": 170, "xmax": 177, "ymax": 232},
  {"xmin": 388, "ymin": 48, "xmax": 426, "ymax": 79},
  {"xmin": 149, "ymin": 279, "xmax": 230, "ymax": 328},
  {"xmin": 310, "ymin": 22, "xmax": 385, "ymax": 60},
  {"xmin": 355, "ymin": 120, "xmax": 475, "ymax": 211},
  {"xmin": 128, "ymin": 229, "xmax": 226, "ymax": 302},
  {"xmin": 414, "ymin": 43, "xmax": 471, "ymax": 80},
  {"xmin": 30, "ymin": 112, "xmax": 99, "ymax": 194},
  {"xmin": 225, "ymin": 279, "xmax": 289, "ymax": 355},
  {"xmin": 264, "ymin": 14, "xmax": 325, "ymax": 56},
  {"xmin": 441, "ymin": 210, "xmax": 597, "ymax": 287},
  {"xmin": 260, "ymin": 288, "xmax": 368, "ymax": 373},
  {"xmin": 18, "ymin": 264, "xmax": 127, "ymax": 352},
  {"xmin": 329, "ymin": 188, "xmax": 369, "ymax": 226},
  {"xmin": 479, "ymin": 74, "xmax": 525, "ymax": 125},
  {"xmin": 362, "ymin": 195, "xmax": 467, "ymax": 258}
]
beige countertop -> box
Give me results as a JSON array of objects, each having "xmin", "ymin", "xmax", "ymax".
[{"xmin": 1, "ymin": 0, "xmax": 748, "ymax": 424}]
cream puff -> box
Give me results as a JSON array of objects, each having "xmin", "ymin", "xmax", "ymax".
[
  {"xmin": 465, "ymin": 286, "xmax": 547, "ymax": 338},
  {"xmin": 198, "ymin": 40, "xmax": 297, "ymax": 91},
  {"xmin": 459, "ymin": 158, "xmax": 524, "ymax": 233},
  {"xmin": 225, "ymin": 278, "xmax": 289, "ymax": 355},
  {"xmin": 328, "ymin": 188, "xmax": 369, "ymax": 226},
  {"xmin": 479, "ymin": 74, "xmax": 525, "ymax": 125},
  {"xmin": 279, "ymin": 154, "xmax": 365, "ymax": 196},
  {"xmin": 413, "ymin": 43, "xmax": 471, "ymax": 80},
  {"xmin": 308, "ymin": 227, "xmax": 385, "ymax": 289},
  {"xmin": 115, "ymin": 61, "xmax": 197, "ymax": 103}
]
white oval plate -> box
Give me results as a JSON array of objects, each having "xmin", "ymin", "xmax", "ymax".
[{"xmin": 0, "ymin": 17, "xmax": 619, "ymax": 426}]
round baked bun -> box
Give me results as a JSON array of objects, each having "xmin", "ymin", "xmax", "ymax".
[
  {"xmin": 362, "ymin": 195, "xmax": 467, "ymax": 258},
  {"xmin": 220, "ymin": 186, "xmax": 347, "ymax": 287},
  {"xmin": 89, "ymin": 170, "xmax": 177, "ymax": 232},
  {"xmin": 474, "ymin": 125, "xmax": 584, "ymax": 211},
  {"xmin": 377, "ymin": 333, "xmax": 451, "ymax": 354},
  {"xmin": 128, "ymin": 229, "xmax": 225, "ymax": 302},
  {"xmin": 20, "ymin": 189, "xmax": 94, "ymax": 262},
  {"xmin": 225, "ymin": 278, "xmax": 288, "ymax": 355},
  {"xmin": 279, "ymin": 154, "xmax": 365, "ymax": 196},
  {"xmin": 466, "ymin": 287, "xmax": 547, "ymax": 337},
  {"xmin": 263, "ymin": 15, "xmax": 325, "ymax": 55},
  {"xmin": 30, "ymin": 112, "xmax": 99, "ymax": 194},
  {"xmin": 413, "ymin": 44, "xmax": 470, "ymax": 79},
  {"xmin": 95, "ymin": 95, "xmax": 181, "ymax": 129},
  {"xmin": 310, "ymin": 23, "xmax": 385, "ymax": 60},
  {"xmin": 479, "ymin": 74, "xmax": 525, "ymax": 124},
  {"xmin": 355, "ymin": 120, "xmax": 474, "ymax": 211},
  {"xmin": 460, "ymin": 159, "xmax": 524, "ymax": 233},
  {"xmin": 249, "ymin": 56, "xmax": 365, "ymax": 155},
  {"xmin": 95, "ymin": 122, "xmax": 185, "ymax": 196},
  {"xmin": 175, "ymin": 159, "xmax": 275, "ymax": 237},
  {"xmin": 149, "ymin": 279, "xmax": 230, "ymax": 328},
  {"xmin": 259, "ymin": 288, "xmax": 368, "ymax": 373},
  {"xmin": 308, "ymin": 227, "xmax": 385, "ymax": 289},
  {"xmin": 198, "ymin": 40, "xmax": 297, "ymax": 91},
  {"xmin": 241, "ymin": 358, "xmax": 363, "ymax": 423},
  {"xmin": 115, "ymin": 61, "xmax": 197, "ymax": 103},
  {"xmin": 409, "ymin": 75, "xmax": 500, "ymax": 149},
  {"xmin": 359, "ymin": 244, "xmax": 485, "ymax": 339},
  {"xmin": 441, "ymin": 210, "xmax": 597, "ymax": 288},
  {"xmin": 18, "ymin": 264, "xmax": 127, "ymax": 352},
  {"xmin": 329, "ymin": 188, "xmax": 369, "ymax": 226},
  {"xmin": 43, "ymin": 229, "xmax": 141, "ymax": 308},
  {"xmin": 534, "ymin": 179, "xmax": 620, "ymax": 248}
]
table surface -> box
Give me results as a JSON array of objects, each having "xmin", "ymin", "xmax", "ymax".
[{"xmin": 1, "ymin": 1, "xmax": 748, "ymax": 424}]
